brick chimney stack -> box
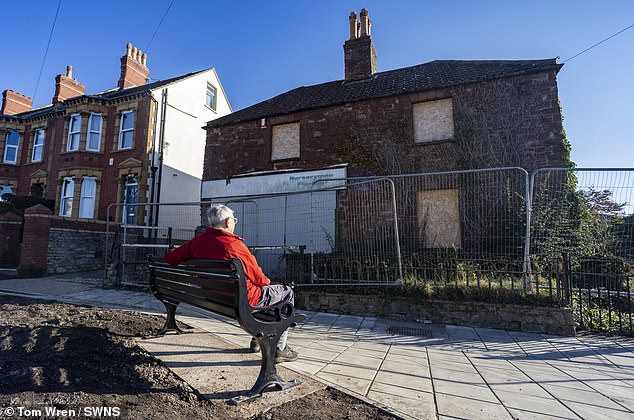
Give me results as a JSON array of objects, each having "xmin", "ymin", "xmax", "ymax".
[
  {"xmin": 1, "ymin": 90, "xmax": 33, "ymax": 115},
  {"xmin": 117, "ymin": 43, "xmax": 149, "ymax": 89},
  {"xmin": 344, "ymin": 8, "xmax": 376, "ymax": 81},
  {"xmin": 52, "ymin": 65, "xmax": 86, "ymax": 103}
]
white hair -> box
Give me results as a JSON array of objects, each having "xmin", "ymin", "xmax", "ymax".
[{"xmin": 206, "ymin": 204, "xmax": 234, "ymax": 227}]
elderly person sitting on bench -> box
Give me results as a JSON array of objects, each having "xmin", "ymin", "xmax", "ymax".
[{"xmin": 164, "ymin": 203, "xmax": 298, "ymax": 363}]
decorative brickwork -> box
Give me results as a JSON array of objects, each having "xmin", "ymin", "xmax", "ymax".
[
  {"xmin": 118, "ymin": 43, "xmax": 149, "ymax": 89},
  {"xmin": 1, "ymin": 90, "xmax": 32, "ymax": 115},
  {"xmin": 52, "ymin": 66, "xmax": 86, "ymax": 103}
]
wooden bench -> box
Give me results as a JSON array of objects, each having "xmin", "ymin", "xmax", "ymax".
[{"xmin": 147, "ymin": 257, "xmax": 306, "ymax": 404}]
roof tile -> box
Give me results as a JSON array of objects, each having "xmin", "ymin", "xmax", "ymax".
[{"xmin": 207, "ymin": 59, "xmax": 561, "ymax": 128}]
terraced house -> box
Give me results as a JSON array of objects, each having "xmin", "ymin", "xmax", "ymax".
[{"xmin": 0, "ymin": 43, "xmax": 231, "ymax": 275}]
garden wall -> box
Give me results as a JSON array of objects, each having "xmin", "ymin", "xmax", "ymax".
[{"xmin": 296, "ymin": 290, "xmax": 575, "ymax": 336}]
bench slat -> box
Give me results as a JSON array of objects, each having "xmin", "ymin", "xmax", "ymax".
[
  {"xmin": 154, "ymin": 270, "xmax": 236, "ymax": 294},
  {"xmin": 154, "ymin": 277, "xmax": 237, "ymax": 307},
  {"xmin": 156, "ymin": 287, "xmax": 238, "ymax": 319}
]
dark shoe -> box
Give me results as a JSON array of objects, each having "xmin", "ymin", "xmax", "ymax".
[
  {"xmin": 250, "ymin": 337, "xmax": 260, "ymax": 353},
  {"xmin": 275, "ymin": 346, "xmax": 298, "ymax": 363}
]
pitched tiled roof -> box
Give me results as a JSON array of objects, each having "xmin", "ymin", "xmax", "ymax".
[
  {"xmin": 207, "ymin": 59, "xmax": 561, "ymax": 128},
  {"xmin": 6, "ymin": 69, "xmax": 211, "ymax": 120},
  {"xmin": 97, "ymin": 68, "xmax": 210, "ymax": 100}
]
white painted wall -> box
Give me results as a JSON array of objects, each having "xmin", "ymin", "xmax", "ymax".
[
  {"xmin": 201, "ymin": 167, "xmax": 348, "ymax": 277},
  {"xmin": 151, "ymin": 68, "xmax": 231, "ymax": 206}
]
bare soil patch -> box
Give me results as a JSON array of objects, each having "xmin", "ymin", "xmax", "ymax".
[{"xmin": 0, "ymin": 295, "xmax": 396, "ymax": 419}]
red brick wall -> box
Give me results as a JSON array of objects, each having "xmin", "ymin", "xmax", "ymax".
[
  {"xmin": 118, "ymin": 56, "xmax": 149, "ymax": 89},
  {"xmin": 0, "ymin": 212, "xmax": 22, "ymax": 268},
  {"xmin": 9, "ymin": 97, "xmax": 150, "ymax": 222},
  {"xmin": 1, "ymin": 90, "xmax": 32, "ymax": 115},
  {"xmin": 52, "ymin": 74, "xmax": 85, "ymax": 103},
  {"xmin": 204, "ymin": 70, "xmax": 567, "ymax": 181},
  {"xmin": 17, "ymin": 204, "xmax": 52, "ymax": 277}
]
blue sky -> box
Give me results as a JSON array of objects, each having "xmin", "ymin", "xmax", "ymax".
[{"xmin": 1, "ymin": 0, "xmax": 632, "ymax": 168}]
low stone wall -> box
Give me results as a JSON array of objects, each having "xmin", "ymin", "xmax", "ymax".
[
  {"xmin": 47, "ymin": 228, "xmax": 106, "ymax": 274},
  {"xmin": 296, "ymin": 291, "xmax": 575, "ymax": 336}
]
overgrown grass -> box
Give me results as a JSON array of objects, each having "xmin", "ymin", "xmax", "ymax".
[{"xmin": 573, "ymin": 296, "xmax": 634, "ymax": 336}]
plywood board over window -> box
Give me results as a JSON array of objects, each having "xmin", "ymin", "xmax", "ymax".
[
  {"xmin": 417, "ymin": 189, "xmax": 461, "ymax": 248},
  {"xmin": 271, "ymin": 122, "xmax": 300, "ymax": 161},
  {"xmin": 412, "ymin": 98, "xmax": 454, "ymax": 143}
]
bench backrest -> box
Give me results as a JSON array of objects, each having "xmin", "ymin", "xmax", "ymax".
[{"xmin": 149, "ymin": 258, "xmax": 248, "ymax": 321}]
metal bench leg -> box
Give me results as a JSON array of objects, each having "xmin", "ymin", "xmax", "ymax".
[
  {"xmin": 230, "ymin": 334, "xmax": 301, "ymax": 405},
  {"xmin": 145, "ymin": 301, "xmax": 188, "ymax": 338}
]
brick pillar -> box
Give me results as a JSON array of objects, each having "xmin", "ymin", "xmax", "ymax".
[
  {"xmin": 0, "ymin": 212, "xmax": 23, "ymax": 268},
  {"xmin": 17, "ymin": 204, "xmax": 52, "ymax": 278}
]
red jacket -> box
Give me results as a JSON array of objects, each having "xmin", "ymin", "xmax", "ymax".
[{"xmin": 163, "ymin": 228, "xmax": 270, "ymax": 306}]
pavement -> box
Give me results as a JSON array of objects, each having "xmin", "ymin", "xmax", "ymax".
[{"xmin": 1, "ymin": 272, "xmax": 634, "ymax": 419}]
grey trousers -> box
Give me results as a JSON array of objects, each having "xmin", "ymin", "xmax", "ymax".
[{"xmin": 255, "ymin": 284, "xmax": 294, "ymax": 350}]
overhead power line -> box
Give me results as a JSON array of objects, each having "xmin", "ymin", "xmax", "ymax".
[
  {"xmin": 33, "ymin": 0, "xmax": 62, "ymax": 102},
  {"xmin": 564, "ymin": 23, "xmax": 634, "ymax": 63},
  {"xmin": 145, "ymin": 0, "xmax": 175, "ymax": 53}
]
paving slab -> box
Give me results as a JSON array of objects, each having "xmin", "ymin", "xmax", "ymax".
[
  {"xmin": 492, "ymin": 388, "xmax": 580, "ymax": 419},
  {"xmin": 435, "ymin": 392, "xmax": 512, "ymax": 419},
  {"xmin": 367, "ymin": 382, "xmax": 436, "ymax": 420},
  {"xmin": 136, "ymin": 327, "xmax": 324, "ymax": 419}
]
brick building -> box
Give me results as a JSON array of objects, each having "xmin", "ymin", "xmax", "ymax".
[
  {"xmin": 0, "ymin": 43, "xmax": 231, "ymax": 273},
  {"xmin": 203, "ymin": 9, "xmax": 567, "ymax": 181},
  {"xmin": 199, "ymin": 9, "xmax": 569, "ymax": 266}
]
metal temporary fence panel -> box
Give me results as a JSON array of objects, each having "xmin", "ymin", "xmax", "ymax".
[
  {"xmin": 204, "ymin": 179, "xmax": 402, "ymax": 286},
  {"xmin": 106, "ymin": 202, "xmax": 207, "ymax": 286},
  {"xmin": 530, "ymin": 168, "xmax": 634, "ymax": 335},
  {"xmin": 308, "ymin": 178, "xmax": 402, "ymax": 285},
  {"xmin": 388, "ymin": 168, "xmax": 530, "ymax": 290}
]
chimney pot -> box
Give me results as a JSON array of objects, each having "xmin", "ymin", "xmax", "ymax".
[
  {"xmin": 142, "ymin": 53, "xmax": 147, "ymax": 66},
  {"xmin": 349, "ymin": 12, "xmax": 358, "ymax": 39},
  {"xmin": 66, "ymin": 65, "xmax": 73, "ymax": 78},
  {"xmin": 126, "ymin": 43, "xmax": 132, "ymax": 57},
  {"xmin": 360, "ymin": 8, "xmax": 371, "ymax": 37}
]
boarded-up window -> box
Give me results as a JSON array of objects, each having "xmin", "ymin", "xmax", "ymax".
[
  {"xmin": 271, "ymin": 122, "xmax": 300, "ymax": 161},
  {"xmin": 412, "ymin": 98, "xmax": 454, "ymax": 143},
  {"xmin": 417, "ymin": 189, "xmax": 461, "ymax": 248}
]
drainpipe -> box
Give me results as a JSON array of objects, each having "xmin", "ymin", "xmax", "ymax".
[
  {"xmin": 155, "ymin": 88, "xmax": 168, "ymax": 225},
  {"xmin": 148, "ymin": 94, "xmax": 159, "ymax": 228}
]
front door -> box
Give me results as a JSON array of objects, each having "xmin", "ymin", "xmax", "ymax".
[{"xmin": 124, "ymin": 177, "xmax": 138, "ymax": 225}]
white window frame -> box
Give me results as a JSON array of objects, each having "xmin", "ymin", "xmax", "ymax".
[
  {"xmin": 3, "ymin": 130, "xmax": 20, "ymax": 163},
  {"xmin": 79, "ymin": 176, "xmax": 96, "ymax": 218},
  {"xmin": 205, "ymin": 84, "xmax": 217, "ymax": 111},
  {"xmin": 67, "ymin": 114, "xmax": 82, "ymax": 151},
  {"xmin": 118, "ymin": 111, "xmax": 134, "ymax": 150},
  {"xmin": 87, "ymin": 113, "xmax": 102, "ymax": 151},
  {"xmin": 59, "ymin": 177, "xmax": 74, "ymax": 217},
  {"xmin": 32, "ymin": 128, "xmax": 45, "ymax": 162}
]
